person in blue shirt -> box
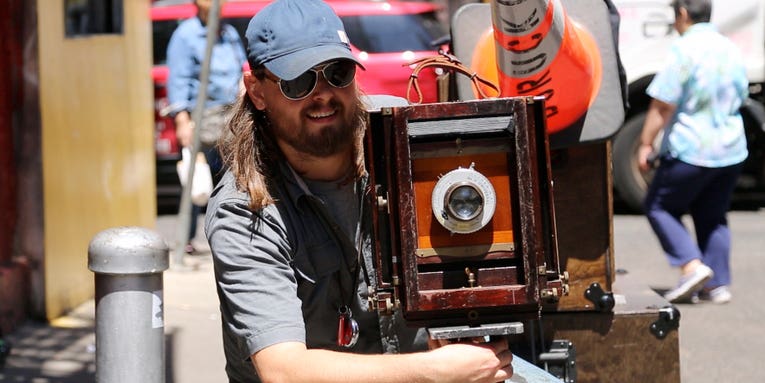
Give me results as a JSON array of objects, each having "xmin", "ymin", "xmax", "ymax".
[
  {"xmin": 638, "ymin": 0, "xmax": 748, "ymax": 304},
  {"xmin": 166, "ymin": 0, "xmax": 246, "ymax": 253}
]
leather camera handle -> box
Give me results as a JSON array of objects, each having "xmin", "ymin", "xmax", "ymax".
[{"xmin": 405, "ymin": 52, "xmax": 500, "ymax": 104}]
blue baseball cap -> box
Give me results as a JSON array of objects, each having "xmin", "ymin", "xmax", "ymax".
[{"xmin": 245, "ymin": 0, "xmax": 363, "ymax": 80}]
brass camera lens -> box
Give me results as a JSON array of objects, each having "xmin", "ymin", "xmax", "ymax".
[
  {"xmin": 431, "ymin": 164, "xmax": 496, "ymax": 234},
  {"xmin": 445, "ymin": 183, "xmax": 484, "ymax": 221}
]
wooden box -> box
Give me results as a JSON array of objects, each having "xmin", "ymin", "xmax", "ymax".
[
  {"xmin": 365, "ymin": 97, "xmax": 565, "ymax": 328},
  {"xmin": 528, "ymin": 277, "xmax": 681, "ymax": 382}
]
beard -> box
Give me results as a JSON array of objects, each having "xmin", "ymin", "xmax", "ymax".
[{"xmin": 267, "ymin": 98, "xmax": 364, "ymax": 158}]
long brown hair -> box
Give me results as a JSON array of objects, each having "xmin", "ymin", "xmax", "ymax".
[{"xmin": 217, "ymin": 79, "xmax": 368, "ymax": 212}]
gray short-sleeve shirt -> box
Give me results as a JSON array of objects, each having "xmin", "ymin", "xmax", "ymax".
[{"xmin": 205, "ymin": 163, "xmax": 426, "ymax": 383}]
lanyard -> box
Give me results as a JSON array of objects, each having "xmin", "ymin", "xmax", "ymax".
[{"xmin": 303, "ymin": 176, "xmax": 366, "ymax": 348}]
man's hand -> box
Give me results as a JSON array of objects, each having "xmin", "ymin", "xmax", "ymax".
[
  {"xmin": 637, "ymin": 143, "xmax": 655, "ymax": 173},
  {"xmin": 639, "ymin": 98, "xmax": 675, "ymax": 173},
  {"xmin": 425, "ymin": 337, "xmax": 513, "ymax": 383},
  {"xmin": 174, "ymin": 111, "xmax": 193, "ymax": 148}
]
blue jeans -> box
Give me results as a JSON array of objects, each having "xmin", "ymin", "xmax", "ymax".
[
  {"xmin": 188, "ymin": 145, "xmax": 223, "ymax": 242},
  {"xmin": 643, "ymin": 157, "xmax": 743, "ymax": 288}
]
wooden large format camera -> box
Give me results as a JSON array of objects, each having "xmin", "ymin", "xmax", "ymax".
[{"xmin": 365, "ymin": 97, "xmax": 568, "ymax": 329}]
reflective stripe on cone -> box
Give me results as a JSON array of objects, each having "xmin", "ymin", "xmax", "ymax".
[{"xmin": 471, "ymin": 0, "xmax": 602, "ymax": 134}]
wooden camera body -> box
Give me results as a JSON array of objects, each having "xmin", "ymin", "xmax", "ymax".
[{"xmin": 365, "ymin": 97, "xmax": 568, "ymax": 329}]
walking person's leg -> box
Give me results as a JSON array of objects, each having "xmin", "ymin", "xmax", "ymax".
[
  {"xmin": 184, "ymin": 145, "xmax": 222, "ymax": 254},
  {"xmin": 644, "ymin": 158, "xmax": 713, "ymax": 302},
  {"xmin": 202, "ymin": 145, "xmax": 224, "ymax": 187},
  {"xmin": 184, "ymin": 144, "xmax": 221, "ymax": 255},
  {"xmin": 689, "ymin": 162, "xmax": 743, "ymax": 303},
  {"xmin": 186, "ymin": 203, "xmax": 201, "ymax": 254}
]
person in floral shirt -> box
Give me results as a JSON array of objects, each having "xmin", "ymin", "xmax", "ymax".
[{"xmin": 638, "ymin": 0, "xmax": 748, "ymax": 304}]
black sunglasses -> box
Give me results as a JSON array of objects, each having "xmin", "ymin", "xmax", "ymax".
[{"xmin": 262, "ymin": 60, "xmax": 357, "ymax": 101}]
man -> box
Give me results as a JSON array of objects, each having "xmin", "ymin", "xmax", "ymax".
[
  {"xmin": 638, "ymin": 0, "xmax": 748, "ymax": 304},
  {"xmin": 166, "ymin": 0, "xmax": 246, "ymax": 253},
  {"xmin": 205, "ymin": 0, "xmax": 514, "ymax": 382}
]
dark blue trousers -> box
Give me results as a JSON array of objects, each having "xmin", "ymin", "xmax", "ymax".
[
  {"xmin": 188, "ymin": 145, "xmax": 223, "ymax": 242},
  {"xmin": 643, "ymin": 157, "xmax": 743, "ymax": 288}
]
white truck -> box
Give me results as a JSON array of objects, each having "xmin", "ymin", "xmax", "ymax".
[{"xmin": 611, "ymin": 0, "xmax": 765, "ymax": 211}]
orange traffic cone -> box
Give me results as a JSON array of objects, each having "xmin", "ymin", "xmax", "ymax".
[{"xmin": 471, "ymin": 0, "xmax": 602, "ymax": 134}]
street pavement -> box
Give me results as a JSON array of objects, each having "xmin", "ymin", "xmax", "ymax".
[
  {"xmin": 610, "ymin": 206, "xmax": 765, "ymax": 382},
  {"xmin": 1, "ymin": 207, "xmax": 763, "ymax": 382}
]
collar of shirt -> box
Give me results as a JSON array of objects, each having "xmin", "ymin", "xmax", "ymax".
[
  {"xmin": 188, "ymin": 15, "xmax": 237, "ymax": 41},
  {"xmin": 277, "ymin": 160, "xmax": 367, "ymax": 214},
  {"xmin": 683, "ymin": 22, "xmax": 717, "ymax": 37}
]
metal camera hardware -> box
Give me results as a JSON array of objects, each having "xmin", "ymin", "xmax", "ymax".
[
  {"xmin": 364, "ymin": 97, "xmax": 567, "ymax": 330},
  {"xmin": 432, "ymin": 163, "xmax": 497, "ymax": 235}
]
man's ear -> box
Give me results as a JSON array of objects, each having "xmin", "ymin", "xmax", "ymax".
[
  {"xmin": 243, "ymin": 71, "xmax": 267, "ymax": 111},
  {"xmin": 674, "ymin": 7, "xmax": 692, "ymax": 34},
  {"xmin": 678, "ymin": 7, "xmax": 688, "ymax": 21}
]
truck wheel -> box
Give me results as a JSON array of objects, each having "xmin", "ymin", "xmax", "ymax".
[{"xmin": 612, "ymin": 112, "xmax": 657, "ymax": 212}]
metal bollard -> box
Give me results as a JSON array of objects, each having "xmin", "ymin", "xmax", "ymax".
[{"xmin": 88, "ymin": 227, "xmax": 169, "ymax": 383}]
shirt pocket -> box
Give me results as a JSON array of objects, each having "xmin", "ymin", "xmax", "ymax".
[{"xmin": 292, "ymin": 239, "xmax": 341, "ymax": 284}]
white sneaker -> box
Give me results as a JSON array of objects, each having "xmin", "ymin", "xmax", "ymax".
[
  {"xmin": 664, "ymin": 264, "xmax": 714, "ymax": 303},
  {"xmin": 699, "ymin": 286, "xmax": 732, "ymax": 304}
]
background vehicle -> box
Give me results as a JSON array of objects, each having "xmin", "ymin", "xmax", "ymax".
[
  {"xmin": 151, "ymin": 0, "xmax": 447, "ymax": 210},
  {"xmin": 611, "ymin": 0, "xmax": 765, "ymax": 212}
]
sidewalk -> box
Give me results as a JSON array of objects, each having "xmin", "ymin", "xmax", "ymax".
[{"xmin": 0, "ymin": 215, "xmax": 227, "ymax": 383}]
